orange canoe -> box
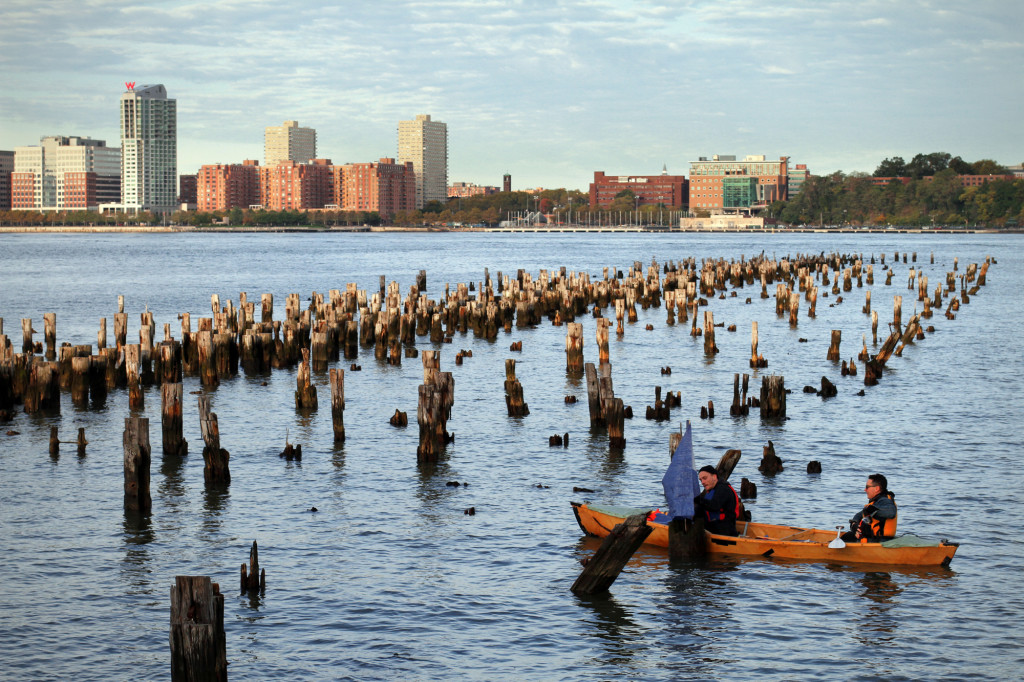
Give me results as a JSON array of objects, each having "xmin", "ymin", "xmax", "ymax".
[{"xmin": 572, "ymin": 502, "xmax": 959, "ymax": 567}]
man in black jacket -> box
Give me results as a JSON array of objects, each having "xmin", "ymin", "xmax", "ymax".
[{"xmin": 694, "ymin": 465, "xmax": 741, "ymax": 536}]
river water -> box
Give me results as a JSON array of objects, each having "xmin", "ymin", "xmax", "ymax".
[{"xmin": 1, "ymin": 231, "xmax": 1022, "ymax": 681}]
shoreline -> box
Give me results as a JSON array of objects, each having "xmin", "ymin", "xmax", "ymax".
[{"xmin": 0, "ymin": 225, "xmax": 1011, "ymax": 235}]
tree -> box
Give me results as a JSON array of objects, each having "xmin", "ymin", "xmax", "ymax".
[
  {"xmin": 874, "ymin": 156, "xmax": 906, "ymax": 177},
  {"xmin": 971, "ymin": 159, "xmax": 1008, "ymax": 175}
]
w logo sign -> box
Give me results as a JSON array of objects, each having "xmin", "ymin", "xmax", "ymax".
[{"xmin": 125, "ymin": 81, "xmax": 136, "ymax": 91}]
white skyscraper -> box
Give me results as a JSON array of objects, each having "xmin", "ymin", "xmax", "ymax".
[
  {"xmin": 120, "ymin": 83, "xmax": 177, "ymax": 212},
  {"xmin": 264, "ymin": 120, "xmax": 317, "ymax": 167},
  {"xmin": 398, "ymin": 114, "xmax": 448, "ymax": 209}
]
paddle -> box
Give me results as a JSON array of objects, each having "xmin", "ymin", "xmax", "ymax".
[{"xmin": 829, "ymin": 526, "xmax": 846, "ymax": 549}]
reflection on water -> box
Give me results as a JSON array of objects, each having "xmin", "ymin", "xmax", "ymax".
[
  {"xmin": 121, "ymin": 510, "xmax": 154, "ymax": 592},
  {"xmin": 575, "ymin": 592, "xmax": 642, "ymax": 666},
  {"xmin": 202, "ymin": 483, "xmax": 230, "ymax": 534}
]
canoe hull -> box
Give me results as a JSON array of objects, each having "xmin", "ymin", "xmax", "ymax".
[{"xmin": 571, "ymin": 502, "xmax": 958, "ymax": 567}]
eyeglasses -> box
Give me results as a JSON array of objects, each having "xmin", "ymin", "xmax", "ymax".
[{"xmin": 864, "ymin": 484, "xmax": 878, "ymax": 490}]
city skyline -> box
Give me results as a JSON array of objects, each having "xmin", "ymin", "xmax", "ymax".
[{"xmin": 2, "ymin": 1, "xmax": 1022, "ymax": 191}]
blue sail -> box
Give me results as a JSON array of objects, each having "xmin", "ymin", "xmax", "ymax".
[{"xmin": 661, "ymin": 421, "xmax": 700, "ymax": 520}]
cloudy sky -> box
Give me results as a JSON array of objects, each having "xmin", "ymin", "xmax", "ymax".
[{"xmin": 2, "ymin": 0, "xmax": 1021, "ymax": 190}]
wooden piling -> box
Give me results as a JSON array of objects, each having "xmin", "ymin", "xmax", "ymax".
[
  {"xmin": 750, "ymin": 321, "xmax": 766, "ymax": 368},
  {"xmin": 565, "ymin": 322, "xmax": 584, "ymax": 373},
  {"xmin": 126, "ymin": 344, "xmax": 144, "ymax": 410},
  {"xmin": 605, "ymin": 397, "xmax": 626, "ymax": 449},
  {"xmin": 198, "ymin": 396, "xmax": 230, "ymax": 484},
  {"xmin": 504, "ymin": 359, "xmax": 530, "ymax": 417},
  {"xmin": 703, "ymin": 311, "xmax": 718, "ymax": 355},
  {"xmin": 330, "ymin": 368, "xmax": 345, "ymax": 442},
  {"xmin": 294, "ymin": 348, "xmax": 318, "ymax": 410},
  {"xmin": 43, "ymin": 313, "xmax": 56, "ymax": 360},
  {"xmin": 240, "ymin": 540, "xmax": 265, "ymax": 594},
  {"xmin": 123, "ymin": 416, "xmax": 152, "ymax": 512},
  {"xmin": 759, "ymin": 376, "xmax": 786, "ymax": 419},
  {"xmin": 758, "ymin": 439, "xmax": 784, "ymax": 476},
  {"xmin": 71, "ymin": 355, "xmax": 91, "ymax": 407},
  {"xmin": 169, "ymin": 576, "xmax": 227, "ymax": 682},
  {"xmin": 826, "ymin": 330, "xmax": 841, "ymax": 361},
  {"xmin": 571, "ymin": 512, "xmax": 652, "ymax": 595},
  {"xmin": 161, "ymin": 383, "xmax": 188, "ymax": 457}
]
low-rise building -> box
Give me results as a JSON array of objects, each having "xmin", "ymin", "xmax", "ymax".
[
  {"xmin": 196, "ymin": 161, "xmax": 260, "ymax": 211},
  {"xmin": 341, "ymin": 158, "xmax": 416, "ymax": 218},
  {"xmin": 689, "ymin": 155, "xmax": 788, "ymax": 213},
  {"xmin": 589, "ymin": 168, "xmax": 688, "ymax": 208},
  {"xmin": 12, "ymin": 136, "xmax": 120, "ymax": 211}
]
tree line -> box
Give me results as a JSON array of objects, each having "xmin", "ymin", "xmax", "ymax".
[{"xmin": 771, "ymin": 171, "xmax": 1023, "ymax": 228}]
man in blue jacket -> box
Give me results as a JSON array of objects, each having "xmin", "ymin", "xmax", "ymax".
[{"xmin": 842, "ymin": 473, "xmax": 898, "ymax": 542}]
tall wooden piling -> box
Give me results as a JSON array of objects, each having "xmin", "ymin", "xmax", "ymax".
[
  {"xmin": 43, "ymin": 313, "xmax": 56, "ymax": 360},
  {"xmin": 169, "ymin": 576, "xmax": 227, "ymax": 682},
  {"xmin": 703, "ymin": 311, "xmax": 718, "ymax": 355},
  {"xmin": 197, "ymin": 331, "xmax": 218, "ymax": 387},
  {"xmin": 89, "ymin": 354, "xmax": 108, "ymax": 404},
  {"xmin": 565, "ymin": 322, "xmax": 584, "ymax": 373},
  {"xmin": 126, "ymin": 344, "xmax": 144, "ymax": 410},
  {"xmin": 71, "ymin": 355, "xmax": 91, "ymax": 407},
  {"xmin": 294, "ymin": 348, "xmax": 318, "ymax": 410},
  {"xmin": 330, "ymin": 368, "xmax": 345, "ymax": 442},
  {"xmin": 750, "ymin": 321, "xmax": 766, "ymax": 368},
  {"xmin": 198, "ymin": 396, "xmax": 230, "ymax": 484},
  {"xmin": 596, "ymin": 318, "xmax": 610, "ymax": 364},
  {"xmin": 22, "ymin": 318, "xmax": 35, "ymax": 354},
  {"xmin": 161, "ymin": 382, "xmax": 188, "ymax": 457},
  {"xmin": 123, "ymin": 416, "xmax": 152, "ymax": 512},
  {"xmin": 504, "ymin": 359, "xmax": 530, "ymax": 417},
  {"xmin": 826, "ymin": 330, "xmax": 841, "ymax": 361},
  {"xmin": 241, "ymin": 540, "xmax": 265, "ymax": 594}
]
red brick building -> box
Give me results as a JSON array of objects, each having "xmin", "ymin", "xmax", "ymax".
[
  {"xmin": 259, "ymin": 160, "xmax": 332, "ymax": 211},
  {"xmin": 341, "ymin": 158, "xmax": 416, "ymax": 218},
  {"xmin": 589, "ymin": 170, "xmax": 688, "ymax": 208},
  {"xmin": 196, "ymin": 161, "xmax": 260, "ymax": 211}
]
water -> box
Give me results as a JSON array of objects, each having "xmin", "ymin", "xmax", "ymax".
[{"xmin": 1, "ymin": 231, "xmax": 1022, "ymax": 681}]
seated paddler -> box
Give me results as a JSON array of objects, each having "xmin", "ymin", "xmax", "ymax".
[
  {"xmin": 694, "ymin": 465, "xmax": 741, "ymax": 536},
  {"xmin": 841, "ymin": 473, "xmax": 897, "ymax": 542}
]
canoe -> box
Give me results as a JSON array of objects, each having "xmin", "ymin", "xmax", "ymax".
[{"xmin": 571, "ymin": 502, "xmax": 959, "ymax": 567}]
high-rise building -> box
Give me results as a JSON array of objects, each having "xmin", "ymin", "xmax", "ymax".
[
  {"xmin": 689, "ymin": 155, "xmax": 789, "ymax": 213},
  {"xmin": 0, "ymin": 150, "xmax": 14, "ymax": 210},
  {"xmin": 264, "ymin": 121, "xmax": 317, "ymax": 167},
  {"xmin": 12, "ymin": 136, "xmax": 120, "ymax": 211},
  {"xmin": 120, "ymin": 84, "xmax": 177, "ymax": 213},
  {"xmin": 397, "ymin": 114, "xmax": 448, "ymax": 209}
]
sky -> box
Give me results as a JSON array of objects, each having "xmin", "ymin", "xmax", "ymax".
[{"xmin": 2, "ymin": 0, "xmax": 1022, "ymax": 191}]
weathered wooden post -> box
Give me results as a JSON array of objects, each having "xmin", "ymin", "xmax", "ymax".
[
  {"xmin": 169, "ymin": 576, "xmax": 227, "ymax": 682},
  {"xmin": 294, "ymin": 348, "xmax": 318, "ymax": 410},
  {"xmin": 605, "ymin": 397, "xmax": 626, "ymax": 449},
  {"xmin": 565, "ymin": 322, "xmax": 584, "ymax": 373},
  {"xmin": 198, "ymin": 396, "xmax": 230, "ymax": 484},
  {"xmin": 123, "ymin": 416, "xmax": 152, "ymax": 512},
  {"xmin": 750, "ymin": 321, "xmax": 766, "ymax": 368},
  {"xmin": 571, "ymin": 513, "xmax": 652, "ymax": 595},
  {"xmin": 759, "ymin": 375, "xmax": 786, "ymax": 419},
  {"xmin": 893, "ymin": 295, "xmax": 903, "ymax": 336},
  {"xmin": 126, "ymin": 344, "xmax": 144, "ymax": 410},
  {"xmin": 826, "ymin": 330, "xmax": 841, "ymax": 361},
  {"xmin": 197, "ymin": 331, "xmax": 218, "ymax": 387},
  {"xmin": 43, "ymin": 313, "xmax": 56, "ymax": 360},
  {"xmin": 89, "ymin": 354, "xmax": 108, "ymax": 405},
  {"xmin": 161, "ymin": 382, "xmax": 188, "ymax": 457},
  {"xmin": 21, "ymin": 318, "xmax": 36, "ymax": 354},
  {"xmin": 504, "ymin": 358, "xmax": 530, "ymax": 417},
  {"xmin": 759, "ymin": 440, "xmax": 784, "ymax": 475},
  {"xmin": 596, "ymin": 318, "xmax": 610, "ymax": 365},
  {"xmin": 330, "ymin": 367, "xmax": 345, "ymax": 442},
  {"xmin": 703, "ymin": 311, "xmax": 718, "ymax": 355},
  {"xmin": 70, "ymin": 355, "xmax": 91, "ymax": 407},
  {"xmin": 240, "ymin": 540, "xmax": 265, "ymax": 594}
]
